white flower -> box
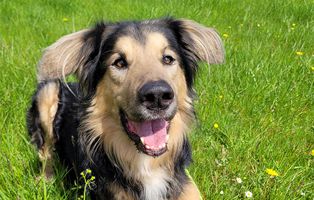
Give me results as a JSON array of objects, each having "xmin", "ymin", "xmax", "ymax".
[
  {"xmin": 220, "ymin": 191, "xmax": 224, "ymax": 195},
  {"xmin": 300, "ymin": 192, "xmax": 305, "ymax": 196},
  {"xmin": 236, "ymin": 177, "xmax": 242, "ymax": 184},
  {"xmin": 245, "ymin": 191, "xmax": 253, "ymax": 198}
]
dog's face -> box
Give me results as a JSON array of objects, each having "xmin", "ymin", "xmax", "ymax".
[
  {"xmin": 103, "ymin": 30, "xmax": 188, "ymax": 156},
  {"xmin": 38, "ymin": 18, "xmax": 224, "ymax": 157}
]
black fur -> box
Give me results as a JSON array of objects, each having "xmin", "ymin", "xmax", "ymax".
[{"xmin": 27, "ymin": 18, "xmax": 203, "ymax": 199}]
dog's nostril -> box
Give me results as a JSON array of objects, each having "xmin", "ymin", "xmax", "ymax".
[
  {"xmin": 162, "ymin": 92, "xmax": 174, "ymax": 101},
  {"xmin": 139, "ymin": 80, "xmax": 174, "ymax": 110},
  {"xmin": 143, "ymin": 93, "xmax": 156, "ymax": 103}
]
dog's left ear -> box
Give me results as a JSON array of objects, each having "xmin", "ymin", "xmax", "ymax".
[{"xmin": 171, "ymin": 19, "xmax": 225, "ymax": 65}]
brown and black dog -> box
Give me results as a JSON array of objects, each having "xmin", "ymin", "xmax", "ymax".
[{"xmin": 27, "ymin": 18, "xmax": 224, "ymax": 200}]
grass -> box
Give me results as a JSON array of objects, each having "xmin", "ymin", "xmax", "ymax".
[{"xmin": 0, "ymin": 0, "xmax": 313, "ymax": 199}]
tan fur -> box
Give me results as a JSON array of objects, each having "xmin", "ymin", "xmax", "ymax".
[
  {"xmin": 36, "ymin": 81, "xmax": 59, "ymax": 179},
  {"xmin": 178, "ymin": 182, "xmax": 201, "ymax": 200}
]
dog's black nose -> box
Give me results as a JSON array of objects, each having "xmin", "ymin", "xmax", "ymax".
[{"xmin": 138, "ymin": 80, "xmax": 174, "ymax": 110}]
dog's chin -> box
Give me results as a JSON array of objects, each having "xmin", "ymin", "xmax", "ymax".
[{"xmin": 119, "ymin": 109, "xmax": 173, "ymax": 157}]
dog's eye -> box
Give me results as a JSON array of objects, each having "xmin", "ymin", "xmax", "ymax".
[
  {"xmin": 112, "ymin": 57, "xmax": 128, "ymax": 69},
  {"xmin": 162, "ymin": 55, "xmax": 175, "ymax": 65}
]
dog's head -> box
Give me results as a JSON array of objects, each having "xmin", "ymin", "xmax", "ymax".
[{"xmin": 38, "ymin": 18, "xmax": 224, "ymax": 157}]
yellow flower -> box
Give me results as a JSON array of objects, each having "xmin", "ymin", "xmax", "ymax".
[
  {"xmin": 86, "ymin": 169, "xmax": 92, "ymax": 174},
  {"xmin": 223, "ymin": 33, "xmax": 229, "ymax": 38},
  {"xmin": 311, "ymin": 149, "xmax": 314, "ymax": 156},
  {"xmin": 296, "ymin": 51, "xmax": 304, "ymax": 56},
  {"xmin": 311, "ymin": 67, "xmax": 314, "ymax": 72},
  {"xmin": 265, "ymin": 168, "xmax": 279, "ymax": 177},
  {"xmin": 219, "ymin": 95, "xmax": 223, "ymax": 99},
  {"xmin": 214, "ymin": 123, "xmax": 219, "ymax": 129},
  {"xmin": 62, "ymin": 17, "xmax": 69, "ymax": 22}
]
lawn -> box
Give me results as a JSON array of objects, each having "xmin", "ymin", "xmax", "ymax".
[{"xmin": 0, "ymin": 0, "xmax": 313, "ymax": 199}]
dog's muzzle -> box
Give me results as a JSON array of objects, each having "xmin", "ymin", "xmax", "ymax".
[{"xmin": 120, "ymin": 80, "xmax": 177, "ymax": 157}]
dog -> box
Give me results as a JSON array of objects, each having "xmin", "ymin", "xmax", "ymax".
[{"xmin": 27, "ymin": 18, "xmax": 224, "ymax": 200}]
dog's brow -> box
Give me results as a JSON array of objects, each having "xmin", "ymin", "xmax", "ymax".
[
  {"xmin": 163, "ymin": 46, "xmax": 172, "ymax": 51},
  {"xmin": 163, "ymin": 46, "xmax": 176, "ymax": 54}
]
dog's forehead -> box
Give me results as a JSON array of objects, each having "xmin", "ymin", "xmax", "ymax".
[{"xmin": 114, "ymin": 31, "xmax": 169, "ymax": 54}]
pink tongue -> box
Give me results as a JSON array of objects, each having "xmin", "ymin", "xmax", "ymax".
[{"xmin": 128, "ymin": 119, "xmax": 168, "ymax": 148}]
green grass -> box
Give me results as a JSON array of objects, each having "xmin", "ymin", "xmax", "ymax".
[{"xmin": 0, "ymin": 0, "xmax": 313, "ymax": 199}]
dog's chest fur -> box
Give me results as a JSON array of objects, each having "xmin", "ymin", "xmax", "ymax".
[
  {"xmin": 142, "ymin": 169, "xmax": 170, "ymax": 200},
  {"xmin": 137, "ymin": 157, "xmax": 171, "ymax": 200},
  {"xmin": 110, "ymin": 167, "xmax": 170, "ymax": 200},
  {"xmin": 87, "ymin": 146, "xmax": 184, "ymax": 200}
]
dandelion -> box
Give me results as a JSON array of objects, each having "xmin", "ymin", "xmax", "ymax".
[
  {"xmin": 296, "ymin": 51, "xmax": 304, "ymax": 56},
  {"xmin": 223, "ymin": 33, "xmax": 229, "ymax": 38},
  {"xmin": 236, "ymin": 177, "xmax": 242, "ymax": 184},
  {"xmin": 214, "ymin": 123, "xmax": 219, "ymax": 129},
  {"xmin": 245, "ymin": 191, "xmax": 253, "ymax": 198},
  {"xmin": 220, "ymin": 190, "xmax": 224, "ymax": 195},
  {"xmin": 311, "ymin": 149, "xmax": 314, "ymax": 156},
  {"xmin": 265, "ymin": 168, "xmax": 279, "ymax": 177},
  {"xmin": 62, "ymin": 17, "xmax": 69, "ymax": 22}
]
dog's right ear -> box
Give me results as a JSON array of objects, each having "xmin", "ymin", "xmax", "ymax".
[
  {"xmin": 37, "ymin": 29, "xmax": 90, "ymax": 82},
  {"xmin": 37, "ymin": 23, "xmax": 108, "ymax": 82}
]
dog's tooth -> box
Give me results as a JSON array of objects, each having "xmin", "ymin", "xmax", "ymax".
[
  {"xmin": 145, "ymin": 144, "xmax": 151, "ymax": 150},
  {"xmin": 140, "ymin": 137, "xmax": 144, "ymax": 144},
  {"xmin": 159, "ymin": 144, "xmax": 165, "ymax": 149},
  {"xmin": 166, "ymin": 135, "xmax": 169, "ymax": 142}
]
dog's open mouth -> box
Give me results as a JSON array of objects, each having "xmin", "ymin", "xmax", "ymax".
[{"xmin": 120, "ymin": 110, "xmax": 169, "ymax": 157}]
